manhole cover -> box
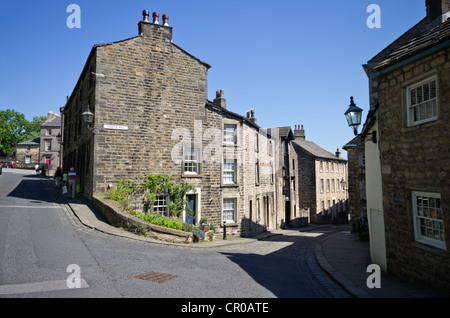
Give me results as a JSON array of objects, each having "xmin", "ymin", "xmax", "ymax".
[{"xmin": 134, "ymin": 271, "xmax": 177, "ymax": 283}]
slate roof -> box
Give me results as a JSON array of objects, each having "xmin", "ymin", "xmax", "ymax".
[
  {"xmin": 293, "ymin": 138, "xmax": 346, "ymax": 162},
  {"xmin": 17, "ymin": 137, "xmax": 40, "ymax": 146},
  {"xmin": 267, "ymin": 127, "xmax": 295, "ymax": 140},
  {"xmin": 374, "ymin": 18, "xmax": 450, "ymax": 70},
  {"xmin": 41, "ymin": 116, "xmax": 61, "ymax": 127}
]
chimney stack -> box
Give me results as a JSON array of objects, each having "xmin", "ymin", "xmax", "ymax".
[
  {"xmin": 294, "ymin": 124, "xmax": 305, "ymax": 139},
  {"xmin": 213, "ymin": 89, "xmax": 226, "ymax": 109},
  {"xmin": 138, "ymin": 10, "xmax": 172, "ymax": 40},
  {"xmin": 336, "ymin": 147, "xmax": 341, "ymax": 159},
  {"xmin": 426, "ymin": 0, "xmax": 450, "ymax": 23},
  {"xmin": 248, "ymin": 108, "xmax": 257, "ymax": 124}
]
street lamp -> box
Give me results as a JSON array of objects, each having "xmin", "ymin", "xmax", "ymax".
[
  {"xmin": 344, "ymin": 97, "xmax": 377, "ymax": 143},
  {"xmin": 82, "ymin": 106, "xmax": 95, "ymax": 133},
  {"xmin": 56, "ymin": 132, "xmax": 63, "ymax": 169},
  {"xmin": 344, "ymin": 97, "xmax": 363, "ymax": 136}
]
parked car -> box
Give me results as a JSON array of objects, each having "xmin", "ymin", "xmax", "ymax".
[{"xmin": 0, "ymin": 164, "xmax": 2, "ymax": 174}]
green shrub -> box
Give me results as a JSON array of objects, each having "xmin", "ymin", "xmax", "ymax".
[{"xmin": 132, "ymin": 213, "xmax": 184, "ymax": 231}]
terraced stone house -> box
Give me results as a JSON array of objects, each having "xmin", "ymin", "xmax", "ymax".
[
  {"xmin": 61, "ymin": 10, "xmax": 278, "ymax": 237},
  {"xmin": 363, "ymin": 0, "xmax": 450, "ymax": 292}
]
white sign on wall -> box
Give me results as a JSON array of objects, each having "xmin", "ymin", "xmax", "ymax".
[{"xmin": 103, "ymin": 125, "xmax": 129, "ymax": 130}]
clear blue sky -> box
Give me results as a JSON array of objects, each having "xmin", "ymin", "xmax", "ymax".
[{"xmin": 0, "ymin": 1, "xmax": 426, "ymax": 157}]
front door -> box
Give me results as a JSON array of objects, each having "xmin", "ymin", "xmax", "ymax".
[
  {"xmin": 186, "ymin": 195, "xmax": 196, "ymax": 225},
  {"xmin": 285, "ymin": 200, "xmax": 291, "ymax": 226}
]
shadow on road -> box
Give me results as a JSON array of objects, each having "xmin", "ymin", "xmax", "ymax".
[
  {"xmin": 219, "ymin": 227, "xmax": 347, "ymax": 298},
  {"xmin": 7, "ymin": 175, "xmax": 56, "ymax": 204}
]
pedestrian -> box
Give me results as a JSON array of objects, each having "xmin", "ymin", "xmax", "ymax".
[
  {"xmin": 63, "ymin": 171, "xmax": 68, "ymax": 186},
  {"xmin": 35, "ymin": 164, "xmax": 40, "ymax": 174},
  {"xmin": 54, "ymin": 167, "xmax": 63, "ymax": 188},
  {"xmin": 67, "ymin": 167, "xmax": 77, "ymax": 199}
]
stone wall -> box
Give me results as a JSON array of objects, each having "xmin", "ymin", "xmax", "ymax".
[
  {"xmin": 93, "ymin": 196, "xmax": 193, "ymax": 243},
  {"xmin": 343, "ymin": 136, "xmax": 367, "ymax": 233},
  {"xmin": 376, "ymin": 47, "xmax": 450, "ymax": 292}
]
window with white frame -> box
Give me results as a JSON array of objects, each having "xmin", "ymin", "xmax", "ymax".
[
  {"xmin": 320, "ymin": 179, "xmax": 324, "ymax": 193},
  {"xmin": 326, "ymin": 179, "xmax": 330, "ymax": 192},
  {"xmin": 153, "ymin": 195, "xmax": 168, "ymax": 216},
  {"xmin": 412, "ymin": 192, "xmax": 445, "ymax": 249},
  {"xmin": 45, "ymin": 140, "xmax": 52, "ymax": 151},
  {"xmin": 223, "ymin": 124, "xmax": 236, "ymax": 144},
  {"xmin": 407, "ymin": 76, "xmax": 438, "ymax": 126},
  {"xmin": 223, "ymin": 159, "xmax": 236, "ymax": 184},
  {"xmin": 183, "ymin": 148, "xmax": 200, "ymax": 174},
  {"xmin": 46, "ymin": 129, "xmax": 52, "ymax": 136},
  {"xmin": 223, "ymin": 198, "xmax": 236, "ymax": 223},
  {"xmin": 25, "ymin": 156, "xmax": 31, "ymax": 164}
]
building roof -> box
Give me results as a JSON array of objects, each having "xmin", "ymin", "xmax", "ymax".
[
  {"xmin": 41, "ymin": 116, "xmax": 61, "ymax": 127},
  {"xmin": 374, "ymin": 18, "xmax": 450, "ymax": 71},
  {"xmin": 16, "ymin": 137, "xmax": 40, "ymax": 146},
  {"xmin": 294, "ymin": 138, "xmax": 346, "ymax": 162},
  {"xmin": 206, "ymin": 100, "xmax": 269, "ymax": 135},
  {"xmin": 267, "ymin": 127, "xmax": 294, "ymax": 140}
]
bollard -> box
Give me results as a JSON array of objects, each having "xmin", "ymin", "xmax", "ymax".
[{"xmin": 223, "ymin": 221, "xmax": 227, "ymax": 240}]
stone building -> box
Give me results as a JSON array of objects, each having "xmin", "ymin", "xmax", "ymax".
[
  {"xmin": 343, "ymin": 135, "xmax": 366, "ymax": 233},
  {"xmin": 15, "ymin": 138, "xmax": 40, "ymax": 169},
  {"xmin": 293, "ymin": 125, "xmax": 348, "ymax": 224},
  {"xmin": 61, "ymin": 10, "xmax": 276, "ymax": 237},
  {"xmin": 267, "ymin": 126, "xmax": 300, "ymax": 228},
  {"xmin": 363, "ymin": 0, "xmax": 450, "ymax": 292},
  {"xmin": 39, "ymin": 111, "xmax": 62, "ymax": 175}
]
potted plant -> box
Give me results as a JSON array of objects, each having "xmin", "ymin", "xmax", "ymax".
[{"xmin": 199, "ymin": 217, "xmax": 211, "ymax": 232}]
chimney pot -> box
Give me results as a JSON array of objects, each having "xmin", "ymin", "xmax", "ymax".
[
  {"xmin": 294, "ymin": 124, "xmax": 305, "ymax": 139},
  {"xmin": 213, "ymin": 89, "xmax": 226, "ymax": 109},
  {"xmin": 162, "ymin": 14, "xmax": 169, "ymax": 26},
  {"xmin": 142, "ymin": 10, "xmax": 150, "ymax": 22},
  {"xmin": 152, "ymin": 12, "xmax": 160, "ymax": 24}
]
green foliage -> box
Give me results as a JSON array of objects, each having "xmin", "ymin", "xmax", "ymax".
[
  {"xmin": 133, "ymin": 212, "xmax": 184, "ymax": 231},
  {"xmin": 107, "ymin": 174, "xmax": 198, "ymax": 233},
  {"xmin": 0, "ymin": 109, "xmax": 46, "ymax": 157}
]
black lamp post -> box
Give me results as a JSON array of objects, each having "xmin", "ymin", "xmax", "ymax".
[
  {"xmin": 344, "ymin": 97, "xmax": 377, "ymax": 143},
  {"xmin": 344, "ymin": 97, "xmax": 363, "ymax": 136},
  {"xmin": 56, "ymin": 132, "xmax": 62, "ymax": 168}
]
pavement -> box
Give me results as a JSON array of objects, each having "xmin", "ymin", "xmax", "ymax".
[{"xmin": 44, "ymin": 177, "xmax": 448, "ymax": 299}]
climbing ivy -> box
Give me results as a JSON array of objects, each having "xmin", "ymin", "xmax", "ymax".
[{"xmin": 107, "ymin": 174, "xmax": 196, "ymax": 218}]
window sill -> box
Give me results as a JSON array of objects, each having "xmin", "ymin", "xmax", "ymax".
[
  {"xmin": 402, "ymin": 118, "xmax": 439, "ymax": 132},
  {"xmin": 182, "ymin": 174, "xmax": 203, "ymax": 178},
  {"xmin": 221, "ymin": 183, "xmax": 239, "ymax": 188}
]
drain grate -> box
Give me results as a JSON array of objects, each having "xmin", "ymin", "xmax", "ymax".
[{"xmin": 134, "ymin": 271, "xmax": 178, "ymax": 283}]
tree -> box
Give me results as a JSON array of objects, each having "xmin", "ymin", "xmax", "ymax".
[{"xmin": 0, "ymin": 109, "xmax": 46, "ymax": 157}]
